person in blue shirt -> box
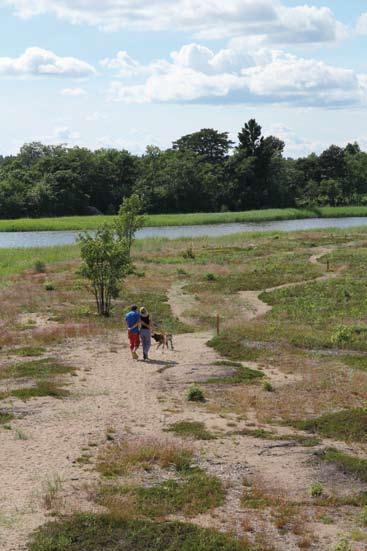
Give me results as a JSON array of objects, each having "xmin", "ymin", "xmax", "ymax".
[{"xmin": 125, "ymin": 305, "xmax": 140, "ymax": 360}]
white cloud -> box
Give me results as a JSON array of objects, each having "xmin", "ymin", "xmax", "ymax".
[
  {"xmin": 4, "ymin": 0, "xmax": 345, "ymax": 45},
  {"xmin": 0, "ymin": 47, "xmax": 96, "ymax": 78},
  {"xmin": 105, "ymin": 43, "xmax": 367, "ymax": 108},
  {"xmin": 356, "ymin": 13, "xmax": 367, "ymax": 35},
  {"xmin": 61, "ymin": 87, "xmax": 87, "ymax": 96}
]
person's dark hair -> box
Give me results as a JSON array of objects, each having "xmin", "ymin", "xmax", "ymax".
[{"xmin": 131, "ymin": 305, "xmax": 138, "ymax": 311}]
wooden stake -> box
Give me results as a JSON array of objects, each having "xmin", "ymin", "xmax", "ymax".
[
  {"xmin": 216, "ymin": 314, "xmax": 220, "ymax": 336},
  {"xmin": 327, "ymin": 260, "xmax": 330, "ymax": 272}
]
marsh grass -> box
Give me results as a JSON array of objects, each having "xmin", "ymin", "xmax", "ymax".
[
  {"xmin": 27, "ymin": 513, "xmax": 251, "ymax": 551},
  {"xmin": 97, "ymin": 439, "xmax": 194, "ymax": 477},
  {"xmin": 165, "ymin": 421, "xmax": 216, "ymax": 440}
]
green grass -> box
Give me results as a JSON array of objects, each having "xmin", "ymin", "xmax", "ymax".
[
  {"xmin": 165, "ymin": 421, "xmax": 216, "ymax": 441},
  {"xmin": 291, "ymin": 409, "xmax": 367, "ymax": 442},
  {"xmin": 205, "ymin": 364, "xmax": 265, "ymax": 385},
  {"xmin": 319, "ymin": 448, "xmax": 367, "ymax": 482},
  {"xmin": 189, "ymin": 252, "xmax": 322, "ymax": 294},
  {"xmin": 0, "ymin": 244, "xmax": 79, "ymax": 281},
  {"xmin": 208, "ymin": 336, "xmax": 266, "ymax": 362},
  {"xmin": 27, "ymin": 514, "xmax": 250, "ymax": 551},
  {"xmin": 9, "ymin": 347, "xmax": 47, "ymax": 357},
  {"xmin": 7, "ymin": 380, "xmax": 70, "ymax": 401},
  {"xmin": 0, "ymin": 411, "xmax": 14, "ymax": 424},
  {"xmin": 0, "ymin": 358, "xmax": 75, "ymax": 380},
  {"xmin": 4, "ymin": 206, "xmax": 367, "ymax": 233},
  {"xmin": 100, "ymin": 470, "xmax": 225, "ymax": 519},
  {"xmin": 338, "ymin": 354, "xmax": 367, "ymax": 372}
]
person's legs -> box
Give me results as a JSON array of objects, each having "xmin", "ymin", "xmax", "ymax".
[
  {"xmin": 128, "ymin": 331, "xmax": 140, "ymax": 359},
  {"xmin": 140, "ymin": 329, "xmax": 151, "ymax": 360}
]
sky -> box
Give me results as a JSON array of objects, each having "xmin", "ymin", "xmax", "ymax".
[{"xmin": 0, "ymin": 0, "xmax": 367, "ymax": 158}]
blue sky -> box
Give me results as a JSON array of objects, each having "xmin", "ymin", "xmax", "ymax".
[{"xmin": 0, "ymin": 0, "xmax": 367, "ymax": 157}]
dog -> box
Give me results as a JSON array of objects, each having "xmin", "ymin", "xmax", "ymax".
[{"xmin": 152, "ymin": 332, "xmax": 174, "ymax": 351}]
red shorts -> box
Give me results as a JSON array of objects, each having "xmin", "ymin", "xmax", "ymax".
[{"xmin": 128, "ymin": 331, "xmax": 140, "ymax": 351}]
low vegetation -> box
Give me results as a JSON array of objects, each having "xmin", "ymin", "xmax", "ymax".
[
  {"xmin": 166, "ymin": 421, "xmax": 216, "ymax": 440},
  {"xmin": 27, "ymin": 514, "xmax": 251, "ymax": 551},
  {"xmin": 97, "ymin": 439, "xmax": 194, "ymax": 477},
  {"xmin": 98, "ymin": 469, "xmax": 224, "ymax": 519},
  {"xmin": 292, "ymin": 409, "xmax": 367, "ymax": 442},
  {"xmin": 319, "ymin": 448, "xmax": 367, "ymax": 482},
  {"xmin": 205, "ymin": 364, "xmax": 265, "ymax": 385}
]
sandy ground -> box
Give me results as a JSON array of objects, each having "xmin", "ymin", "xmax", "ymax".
[{"xmin": 0, "ymin": 249, "xmax": 365, "ymax": 551}]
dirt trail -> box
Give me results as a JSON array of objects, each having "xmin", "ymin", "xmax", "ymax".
[
  {"xmin": 240, "ymin": 247, "xmax": 345, "ymax": 321},
  {"xmin": 0, "ymin": 250, "xmax": 356, "ymax": 551}
]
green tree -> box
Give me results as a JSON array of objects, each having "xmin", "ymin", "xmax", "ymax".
[
  {"xmin": 116, "ymin": 193, "xmax": 145, "ymax": 255},
  {"xmin": 79, "ymin": 227, "xmax": 130, "ymax": 316},
  {"xmin": 172, "ymin": 128, "xmax": 234, "ymax": 163}
]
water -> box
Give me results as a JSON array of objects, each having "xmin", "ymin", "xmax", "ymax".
[{"xmin": 1, "ymin": 216, "xmax": 367, "ymax": 248}]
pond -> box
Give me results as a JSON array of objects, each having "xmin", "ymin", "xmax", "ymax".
[{"xmin": 0, "ymin": 216, "xmax": 367, "ymax": 248}]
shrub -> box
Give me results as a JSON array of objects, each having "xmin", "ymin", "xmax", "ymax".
[
  {"xmin": 360, "ymin": 505, "xmax": 367, "ymax": 526},
  {"xmin": 187, "ymin": 385, "xmax": 205, "ymax": 402},
  {"xmin": 262, "ymin": 381, "xmax": 273, "ymax": 392},
  {"xmin": 183, "ymin": 245, "xmax": 195, "ymax": 259},
  {"xmin": 331, "ymin": 325, "xmax": 353, "ymax": 346},
  {"xmin": 44, "ymin": 282, "xmax": 55, "ymax": 291},
  {"xmin": 310, "ymin": 482, "xmax": 324, "ymax": 498},
  {"xmin": 333, "ymin": 539, "xmax": 352, "ymax": 551},
  {"xmin": 205, "ymin": 273, "xmax": 217, "ymax": 281},
  {"xmin": 34, "ymin": 260, "xmax": 46, "ymax": 273}
]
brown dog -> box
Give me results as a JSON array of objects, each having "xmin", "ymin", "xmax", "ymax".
[{"xmin": 152, "ymin": 332, "xmax": 174, "ymax": 351}]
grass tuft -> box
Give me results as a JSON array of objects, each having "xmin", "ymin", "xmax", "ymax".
[
  {"xmin": 165, "ymin": 421, "xmax": 216, "ymax": 441},
  {"xmin": 97, "ymin": 439, "xmax": 193, "ymax": 477}
]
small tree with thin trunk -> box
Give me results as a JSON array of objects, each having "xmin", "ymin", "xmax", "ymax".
[
  {"xmin": 115, "ymin": 194, "xmax": 145, "ymax": 257},
  {"xmin": 79, "ymin": 226, "xmax": 130, "ymax": 317}
]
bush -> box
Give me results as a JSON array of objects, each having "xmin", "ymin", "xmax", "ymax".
[
  {"xmin": 331, "ymin": 325, "xmax": 353, "ymax": 346},
  {"xmin": 333, "ymin": 539, "xmax": 352, "ymax": 551},
  {"xmin": 205, "ymin": 273, "xmax": 217, "ymax": 281},
  {"xmin": 310, "ymin": 482, "xmax": 324, "ymax": 498},
  {"xmin": 34, "ymin": 260, "xmax": 46, "ymax": 273},
  {"xmin": 183, "ymin": 246, "xmax": 195, "ymax": 259},
  {"xmin": 187, "ymin": 385, "xmax": 205, "ymax": 402},
  {"xmin": 262, "ymin": 381, "xmax": 273, "ymax": 392},
  {"xmin": 360, "ymin": 505, "xmax": 367, "ymax": 526},
  {"xmin": 44, "ymin": 282, "xmax": 55, "ymax": 291}
]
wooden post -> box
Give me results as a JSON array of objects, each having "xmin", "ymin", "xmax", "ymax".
[
  {"xmin": 326, "ymin": 259, "xmax": 330, "ymax": 272},
  {"xmin": 216, "ymin": 314, "xmax": 220, "ymax": 336}
]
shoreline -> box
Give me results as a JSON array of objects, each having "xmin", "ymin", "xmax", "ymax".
[{"xmin": 2, "ymin": 206, "xmax": 367, "ymax": 232}]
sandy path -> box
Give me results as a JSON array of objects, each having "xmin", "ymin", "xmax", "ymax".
[{"xmin": 239, "ymin": 247, "xmax": 345, "ymax": 321}]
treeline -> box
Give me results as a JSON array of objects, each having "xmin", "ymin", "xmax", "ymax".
[{"xmin": 1, "ymin": 119, "xmax": 367, "ymax": 218}]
